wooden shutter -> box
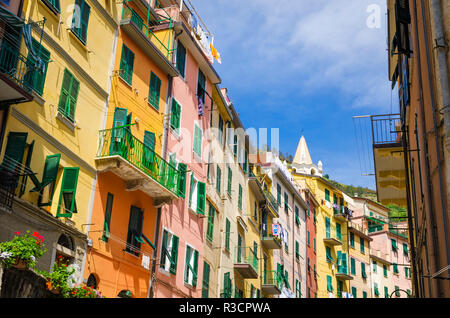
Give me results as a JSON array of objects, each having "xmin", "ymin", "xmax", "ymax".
[
  {"xmin": 227, "ymin": 167, "xmax": 232, "ymax": 195},
  {"xmin": 202, "ymin": 262, "xmax": 210, "ymax": 298},
  {"xmin": 170, "ymin": 235, "xmax": 179, "ymax": 274},
  {"xmin": 176, "ymin": 40, "xmax": 186, "ymax": 77},
  {"xmin": 80, "ymin": 0, "xmax": 90, "ymax": 43},
  {"xmin": 160, "ymin": 230, "xmax": 169, "ymax": 270},
  {"xmin": 197, "ymin": 181, "xmax": 206, "ymax": 215},
  {"xmin": 192, "ymin": 249, "xmax": 199, "ymax": 287},
  {"xmin": 3, "ymin": 132, "xmax": 28, "ymax": 172},
  {"xmin": 238, "ymin": 184, "xmax": 242, "ymax": 209},
  {"xmin": 39, "ymin": 154, "xmax": 61, "ymax": 189},
  {"xmin": 177, "ymin": 163, "xmax": 187, "ymax": 198},
  {"xmin": 225, "ymin": 218, "xmax": 230, "ymax": 250},
  {"xmin": 216, "ymin": 166, "xmax": 221, "ymax": 194},
  {"xmin": 149, "ymin": 72, "xmax": 161, "ymax": 109},
  {"xmin": 325, "ymin": 217, "xmax": 330, "ymax": 237},
  {"xmin": 102, "ymin": 192, "xmax": 114, "ymax": 242},
  {"xmin": 144, "ymin": 130, "xmax": 156, "ymax": 151},
  {"xmin": 67, "ymin": 77, "xmax": 79, "ymax": 121},
  {"xmin": 170, "ymin": 99, "xmax": 180, "ymax": 131},
  {"xmin": 58, "ymin": 70, "xmax": 72, "ymax": 115},
  {"xmin": 57, "ymin": 167, "xmax": 79, "ymax": 217},
  {"xmin": 206, "ymin": 204, "xmax": 215, "ymax": 242},
  {"xmin": 120, "ymin": 44, "xmax": 134, "ymax": 85}
]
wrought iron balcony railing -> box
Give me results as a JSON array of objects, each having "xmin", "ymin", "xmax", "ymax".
[
  {"xmin": 235, "ymin": 246, "xmax": 258, "ymax": 273},
  {"xmin": 96, "ymin": 126, "xmax": 180, "ymax": 196}
]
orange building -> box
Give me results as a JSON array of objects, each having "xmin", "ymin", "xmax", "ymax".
[{"xmin": 82, "ymin": 0, "xmax": 183, "ymax": 298}]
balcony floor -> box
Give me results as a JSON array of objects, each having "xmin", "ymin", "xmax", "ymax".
[{"xmin": 234, "ymin": 264, "xmax": 258, "ymax": 279}]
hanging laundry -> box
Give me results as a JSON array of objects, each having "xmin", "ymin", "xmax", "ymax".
[
  {"xmin": 141, "ymin": 254, "xmax": 150, "ymax": 270},
  {"xmin": 210, "ymin": 43, "xmax": 222, "ymax": 64},
  {"xmin": 198, "ymin": 96, "xmax": 204, "ymax": 116}
]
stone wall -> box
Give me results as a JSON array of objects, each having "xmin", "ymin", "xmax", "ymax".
[{"xmin": 0, "ymin": 264, "xmax": 54, "ymax": 298}]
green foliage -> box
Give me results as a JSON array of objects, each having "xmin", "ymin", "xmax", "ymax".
[
  {"xmin": 38, "ymin": 257, "xmax": 76, "ymax": 296},
  {"xmin": 386, "ymin": 204, "xmax": 407, "ymax": 223},
  {"xmin": 326, "ymin": 179, "xmax": 377, "ymax": 201},
  {"xmin": 70, "ymin": 284, "xmax": 103, "ymax": 298},
  {"xmin": 0, "ymin": 231, "xmax": 47, "ymax": 269}
]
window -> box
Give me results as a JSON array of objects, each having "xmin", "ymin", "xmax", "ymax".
[
  {"xmin": 170, "ymin": 98, "xmax": 181, "ymax": 132},
  {"xmin": 326, "ymin": 246, "xmax": 332, "ymax": 262},
  {"xmin": 336, "ymin": 223, "xmax": 342, "ymax": 241},
  {"xmin": 206, "ymin": 204, "xmax": 215, "ymax": 242},
  {"xmin": 202, "ymin": 261, "xmax": 210, "ymax": 298},
  {"xmin": 361, "ymin": 263, "xmax": 367, "ymax": 278},
  {"xmin": 295, "ymin": 280, "xmax": 302, "ymax": 298},
  {"xmin": 384, "ymin": 286, "xmax": 389, "ymax": 298},
  {"xmin": 393, "ymin": 263, "xmax": 399, "ymax": 274},
  {"xmin": 253, "ymin": 201, "xmax": 258, "ymax": 221},
  {"xmin": 176, "ymin": 40, "xmax": 186, "ymax": 77},
  {"xmin": 177, "ymin": 163, "xmax": 187, "ymax": 198},
  {"xmin": 383, "ymin": 264, "xmax": 388, "ymax": 277},
  {"xmin": 238, "ymin": 184, "xmax": 242, "ymax": 210},
  {"xmin": 101, "ymin": 193, "xmax": 114, "ymax": 242},
  {"xmin": 391, "ymin": 239, "xmax": 397, "ymax": 252},
  {"xmin": 125, "ymin": 205, "xmax": 144, "ymax": 256},
  {"xmin": 403, "ymin": 243, "xmax": 408, "ymax": 256},
  {"xmin": 295, "ymin": 241, "xmax": 300, "ymax": 260},
  {"xmin": 148, "ymin": 72, "xmax": 161, "ymax": 110},
  {"xmin": 307, "ymin": 231, "xmax": 310, "ymax": 246},
  {"xmin": 58, "ymin": 69, "xmax": 80, "ymax": 122},
  {"xmin": 295, "ymin": 205, "xmax": 300, "ymax": 225},
  {"xmin": 144, "ymin": 130, "xmax": 156, "ymax": 151},
  {"xmin": 313, "ymin": 238, "xmax": 316, "ymax": 253},
  {"xmin": 71, "ymin": 0, "xmax": 90, "ymax": 44},
  {"xmin": 360, "ymin": 237, "xmax": 365, "ymax": 254},
  {"xmin": 224, "ymin": 218, "xmax": 230, "ymax": 250},
  {"xmin": 284, "ymin": 192, "xmax": 289, "ymax": 213},
  {"xmin": 197, "ymin": 69, "xmax": 206, "ymax": 105},
  {"xmin": 193, "ymin": 123, "xmax": 203, "ymax": 157},
  {"xmin": 216, "ymin": 166, "xmax": 221, "ymax": 194},
  {"xmin": 56, "ymin": 167, "xmax": 79, "ymax": 217},
  {"xmin": 363, "ymin": 291, "xmax": 367, "ymax": 298},
  {"xmin": 405, "ymin": 266, "xmax": 410, "ymax": 278},
  {"xmin": 325, "ymin": 189, "xmax": 330, "ymax": 202},
  {"xmin": 351, "ymin": 287, "xmax": 357, "ymax": 298},
  {"xmin": 26, "ymin": 38, "xmax": 50, "ymax": 96},
  {"xmin": 395, "ymin": 285, "xmax": 400, "ymax": 297},
  {"xmin": 350, "ymin": 232, "xmax": 355, "ymax": 248},
  {"xmin": 277, "ymin": 183, "xmax": 281, "ymax": 205},
  {"xmin": 227, "ymin": 166, "xmax": 232, "ymax": 196},
  {"xmin": 326, "ymin": 275, "xmax": 333, "ymax": 292},
  {"xmin": 218, "ymin": 114, "xmax": 224, "ymax": 144},
  {"xmin": 350, "ymin": 258, "xmax": 356, "ymax": 275},
  {"xmin": 306, "ymin": 201, "xmax": 310, "ymax": 217},
  {"xmin": 42, "ymin": 0, "xmax": 61, "ymax": 13},
  {"xmin": 373, "ymin": 260, "xmax": 377, "ymax": 273},
  {"xmin": 325, "ymin": 217, "xmax": 331, "ymax": 238},
  {"xmin": 160, "ymin": 229, "xmax": 179, "ymax": 274},
  {"xmin": 184, "ymin": 245, "xmax": 199, "ymax": 287},
  {"xmin": 222, "ymin": 272, "xmax": 232, "ymax": 298},
  {"xmin": 188, "ymin": 173, "xmax": 206, "ymax": 215},
  {"xmin": 374, "ymin": 282, "xmax": 379, "ymax": 296}
]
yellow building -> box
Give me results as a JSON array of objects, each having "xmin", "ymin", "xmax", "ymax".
[
  {"xmin": 290, "ymin": 136, "xmax": 352, "ymax": 298},
  {"xmin": 0, "ymin": 0, "xmax": 117, "ymax": 282}
]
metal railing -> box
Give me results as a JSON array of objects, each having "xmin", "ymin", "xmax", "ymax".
[
  {"xmin": 371, "ymin": 114, "xmax": 403, "ymax": 146},
  {"xmin": 121, "ymin": 1, "xmax": 174, "ymax": 59},
  {"xmin": 235, "ymin": 246, "xmax": 258, "ymax": 273},
  {"xmin": 263, "ymin": 189, "xmax": 279, "ymax": 214},
  {"xmin": 0, "ymin": 42, "xmax": 43, "ymax": 94},
  {"xmin": 96, "ymin": 126, "xmax": 180, "ymax": 196},
  {"xmin": 263, "ymin": 270, "xmax": 283, "ymax": 290}
]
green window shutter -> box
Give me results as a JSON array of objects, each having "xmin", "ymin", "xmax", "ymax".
[
  {"xmin": 307, "ymin": 231, "xmax": 310, "ymax": 246},
  {"xmin": 170, "ymin": 98, "xmax": 181, "ymax": 131},
  {"xmin": 393, "ymin": 263, "xmax": 398, "ymax": 274},
  {"xmin": 170, "ymin": 235, "xmax": 179, "ymax": 274},
  {"xmin": 383, "ymin": 264, "xmax": 388, "ymax": 277},
  {"xmin": 35, "ymin": 154, "xmax": 61, "ymax": 192},
  {"xmin": 361, "ymin": 263, "xmax": 367, "ymax": 278},
  {"xmin": 336, "ymin": 223, "xmax": 341, "ymax": 240},
  {"xmin": 125, "ymin": 206, "xmax": 144, "ymax": 256},
  {"xmin": 160, "ymin": 230, "xmax": 169, "ymax": 269},
  {"xmin": 58, "ymin": 69, "xmax": 79, "ymax": 121},
  {"xmin": 56, "ymin": 167, "xmax": 79, "ymax": 217},
  {"xmin": 227, "ymin": 167, "xmax": 232, "ymax": 195},
  {"xmin": 350, "ymin": 258, "xmax": 356, "ymax": 275},
  {"xmin": 202, "ymin": 262, "xmax": 210, "ymax": 298},
  {"xmin": 350, "ymin": 232, "xmax": 355, "ymax": 247},
  {"xmin": 193, "ymin": 124, "xmax": 202, "ymax": 157},
  {"xmin": 225, "ymin": 218, "xmax": 230, "ymax": 250},
  {"xmin": 384, "ymin": 286, "xmax": 389, "ymax": 298},
  {"xmin": 277, "ymin": 183, "xmax": 281, "ymax": 205},
  {"xmin": 102, "ymin": 192, "xmax": 114, "ymax": 242},
  {"xmin": 192, "ymin": 249, "xmax": 199, "ymax": 287},
  {"xmin": 395, "ymin": 285, "xmax": 400, "ymax": 296},
  {"xmin": 72, "ymin": 0, "xmax": 90, "ymax": 44},
  {"xmin": 27, "ymin": 38, "xmax": 50, "ymax": 95},
  {"xmin": 184, "ymin": 246, "xmax": 191, "ymax": 284},
  {"xmin": 403, "ymin": 243, "xmax": 408, "ymax": 256},
  {"xmin": 363, "ymin": 291, "xmax": 367, "ymax": 298},
  {"xmin": 336, "ymin": 251, "xmax": 342, "ymax": 267},
  {"xmin": 176, "ymin": 40, "xmax": 186, "ymax": 77},
  {"xmin": 2, "ymin": 132, "xmax": 28, "ymax": 172},
  {"xmin": 188, "ymin": 172, "xmax": 194, "ymax": 207},
  {"xmin": 144, "ymin": 131, "xmax": 156, "ymax": 151},
  {"xmin": 391, "ymin": 239, "xmax": 397, "ymax": 251},
  {"xmin": 119, "ymin": 44, "xmax": 134, "ymax": 85},
  {"xmin": 177, "ymin": 163, "xmax": 187, "ymax": 198},
  {"xmin": 197, "ymin": 181, "xmax": 206, "ymax": 215},
  {"xmin": 148, "ymin": 72, "xmax": 161, "ymax": 109},
  {"xmin": 373, "ymin": 260, "xmax": 377, "ymax": 273},
  {"xmin": 325, "ymin": 217, "xmax": 331, "ymax": 238},
  {"xmin": 360, "ymin": 237, "xmax": 365, "ymax": 253},
  {"xmin": 326, "ymin": 275, "xmax": 333, "ymax": 292},
  {"xmin": 295, "ymin": 241, "xmax": 299, "ymax": 259},
  {"xmin": 325, "ymin": 189, "xmax": 330, "ymax": 202},
  {"xmin": 374, "ymin": 282, "xmax": 379, "ymax": 296},
  {"xmin": 238, "ymin": 184, "xmax": 242, "ymax": 210},
  {"xmin": 197, "ymin": 69, "xmax": 206, "ymax": 104},
  {"xmin": 216, "ymin": 166, "xmax": 221, "ymax": 194},
  {"xmin": 352, "ymin": 287, "xmax": 357, "ymax": 298},
  {"xmin": 206, "ymin": 204, "xmax": 215, "ymax": 242}
]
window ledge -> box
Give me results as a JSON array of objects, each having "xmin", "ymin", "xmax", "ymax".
[
  {"xmin": 170, "ymin": 127, "xmax": 182, "ymax": 141},
  {"xmin": 39, "ymin": 0, "xmax": 60, "ymax": 19},
  {"xmin": 68, "ymin": 29, "xmax": 89, "ymax": 51},
  {"xmin": 32, "ymin": 91, "xmax": 45, "ymax": 106},
  {"xmin": 56, "ymin": 111, "xmax": 76, "ymax": 131},
  {"xmin": 147, "ymin": 101, "xmax": 160, "ymax": 113}
]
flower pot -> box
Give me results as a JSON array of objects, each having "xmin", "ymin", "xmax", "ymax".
[
  {"xmin": 46, "ymin": 281, "xmax": 61, "ymax": 295},
  {"xmin": 12, "ymin": 258, "xmax": 28, "ymax": 270}
]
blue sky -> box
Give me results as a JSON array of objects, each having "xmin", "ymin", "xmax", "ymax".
[{"xmin": 193, "ymin": 0, "xmax": 398, "ymax": 189}]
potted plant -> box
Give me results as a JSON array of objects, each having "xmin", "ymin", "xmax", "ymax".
[
  {"xmin": 40, "ymin": 256, "xmax": 75, "ymax": 295},
  {"xmin": 0, "ymin": 231, "xmax": 47, "ymax": 270},
  {"xmin": 69, "ymin": 284, "xmax": 103, "ymax": 298}
]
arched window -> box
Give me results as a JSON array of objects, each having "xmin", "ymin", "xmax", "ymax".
[
  {"xmin": 117, "ymin": 290, "xmax": 132, "ymax": 298},
  {"xmin": 57, "ymin": 233, "xmax": 74, "ymax": 251},
  {"xmin": 87, "ymin": 274, "xmax": 98, "ymax": 289}
]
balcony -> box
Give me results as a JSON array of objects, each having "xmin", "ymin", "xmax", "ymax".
[
  {"xmin": 371, "ymin": 114, "xmax": 407, "ymax": 207},
  {"xmin": 248, "ymin": 175, "xmax": 279, "ymax": 218},
  {"xmin": 263, "ymin": 189, "xmax": 279, "ymax": 218},
  {"xmin": 234, "ymin": 247, "xmax": 258, "ymax": 279},
  {"xmin": 261, "ymin": 233, "xmax": 282, "ymax": 250},
  {"xmin": 0, "ymin": 14, "xmax": 45, "ymax": 104},
  {"xmin": 95, "ymin": 126, "xmax": 181, "ymax": 206},
  {"xmin": 336, "ymin": 267, "xmax": 353, "ymax": 281},
  {"xmin": 333, "ymin": 206, "xmax": 348, "ymax": 222},
  {"xmin": 323, "ymin": 231, "xmax": 342, "ymax": 246},
  {"xmin": 262, "ymin": 270, "xmax": 282, "ymax": 295},
  {"xmin": 120, "ymin": 1, "xmax": 178, "ymax": 77}
]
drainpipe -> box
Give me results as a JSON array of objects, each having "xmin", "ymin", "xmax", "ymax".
[
  {"xmin": 419, "ymin": 0, "xmax": 449, "ymax": 296},
  {"xmin": 148, "ymin": 207, "xmax": 161, "ymax": 298}
]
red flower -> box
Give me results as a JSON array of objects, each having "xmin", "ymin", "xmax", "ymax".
[
  {"xmin": 14, "ymin": 231, "xmax": 20, "ymax": 236},
  {"xmin": 32, "ymin": 231, "xmax": 39, "ymax": 237},
  {"xmin": 58, "ymin": 255, "xmax": 63, "ymax": 259}
]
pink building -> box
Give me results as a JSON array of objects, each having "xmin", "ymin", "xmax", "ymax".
[{"xmin": 152, "ymin": 1, "xmax": 221, "ymax": 298}]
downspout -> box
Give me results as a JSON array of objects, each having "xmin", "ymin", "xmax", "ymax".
[
  {"xmin": 420, "ymin": 0, "xmax": 449, "ymax": 295},
  {"xmin": 428, "ymin": 0, "xmax": 450, "ymax": 283},
  {"xmin": 148, "ymin": 207, "xmax": 161, "ymax": 298},
  {"xmin": 412, "ymin": 0, "xmax": 442, "ymax": 297}
]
